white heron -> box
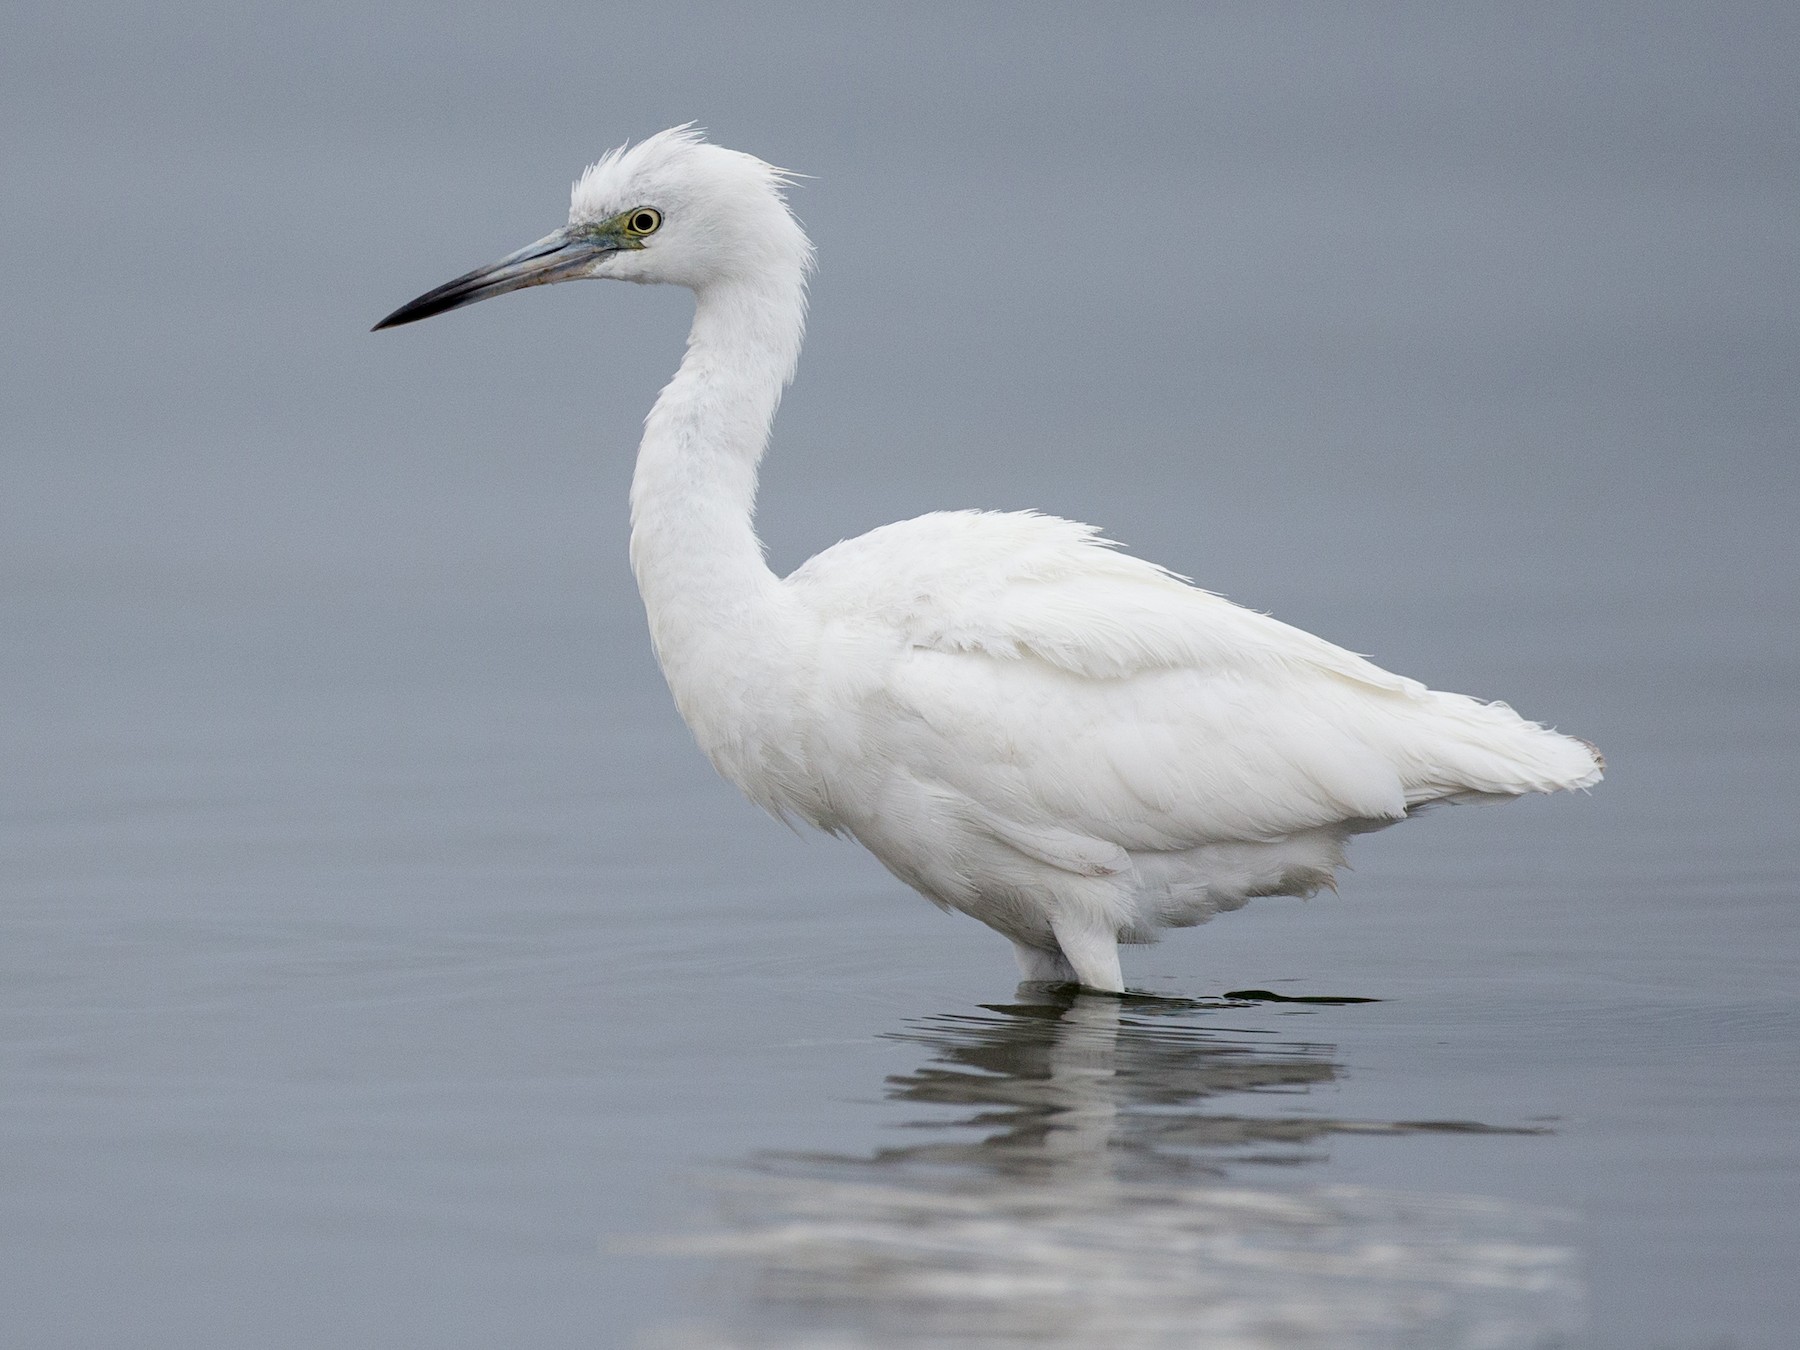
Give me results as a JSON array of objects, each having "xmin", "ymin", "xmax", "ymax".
[{"xmin": 375, "ymin": 127, "xmax": 1601, "ymax": 992}]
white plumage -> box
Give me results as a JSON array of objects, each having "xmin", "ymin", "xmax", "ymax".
[{"xmin": 376, "ymin": 127, "xmax": 1601, "ymax": 992}]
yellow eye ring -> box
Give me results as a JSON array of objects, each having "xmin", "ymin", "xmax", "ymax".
[{"xmin": 624, "ymin": 207, "xmax": 662, "ymax": 236}]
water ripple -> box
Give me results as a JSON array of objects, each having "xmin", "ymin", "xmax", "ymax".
[{"xmin": 637, "ymin": 993, "xmax": 1580, "ymax": 1349}]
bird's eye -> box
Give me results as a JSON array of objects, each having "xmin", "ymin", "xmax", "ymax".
[{"xmin": 625, "ymin": 208, "xmax": 662, "ymax": 236}]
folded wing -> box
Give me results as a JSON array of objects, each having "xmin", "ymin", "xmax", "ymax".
[{"xmin": 788, "ymin": 511, "xmax": 1600, "ymax": 869}]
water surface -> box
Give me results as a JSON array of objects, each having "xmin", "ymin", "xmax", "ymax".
[{"xmin": 4, "ymin": 5, "xmax": 1798, "ymax": 1347}]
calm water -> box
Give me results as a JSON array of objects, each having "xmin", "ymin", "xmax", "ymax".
[
  {"xmin": 5, "ymin": 4, "xmax": 1798, "ymax": 1347},
  {"xmin": 5, "ymin": 532, "xmax": 1797, "ymax": 1348}
]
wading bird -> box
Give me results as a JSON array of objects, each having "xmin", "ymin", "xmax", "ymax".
[{"xmin": 375, "ymin": 127, "xmax": 1601, "ymax": 992}]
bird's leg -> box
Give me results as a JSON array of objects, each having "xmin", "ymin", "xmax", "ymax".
[
  {"xmin": 1047, "ymin": 913, "xmax": 1125, "ymax": 993},
  {"xmin": 1012, "ymin": 940, "xmax": 1078, "ymax": 985}
]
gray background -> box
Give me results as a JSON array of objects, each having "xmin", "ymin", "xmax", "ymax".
[{"xmin": 5, "ymin": 3, "xmax": 1797, "ymax": 1347}]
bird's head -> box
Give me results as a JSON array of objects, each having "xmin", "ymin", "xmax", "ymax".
[{"xmin": 374, "ymin": 125, "xmax": 811, "ymax": 331}]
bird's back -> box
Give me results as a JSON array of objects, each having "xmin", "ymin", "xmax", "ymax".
[{"xmin": 780, "ymin": 510, "xmax": 1599, "ymax": 917}]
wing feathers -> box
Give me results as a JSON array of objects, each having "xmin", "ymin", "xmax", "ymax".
[{"xmin": 788, "ymin": 510, "xmax": 1599, "ymax": 868}]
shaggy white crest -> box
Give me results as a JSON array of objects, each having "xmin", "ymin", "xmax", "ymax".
[
  {"xmin": 377, "ymin": 126, "xmax": 1602, "ymax": 993},
  {"xmin": 566, "ymin": 125, "xmax": 814, "ymax": 300}
]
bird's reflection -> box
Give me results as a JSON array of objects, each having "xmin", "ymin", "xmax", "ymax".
[
  {"xmin": 863, "ymin": 993, "xmax": 1343, "ymax": 1183},
  {"xmin": 645, "ymin": 992, "xmax": 1580, "ymax": 1350},
  {"xmin": 782, "ymin": 990, "xmax": 1532, "ymax": 1187}
]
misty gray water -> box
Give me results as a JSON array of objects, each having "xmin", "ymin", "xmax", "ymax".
[{"xmin": 5, "ymin": 5, "xmax": 1798, "ymax": 1347}]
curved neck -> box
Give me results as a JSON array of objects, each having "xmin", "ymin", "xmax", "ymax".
[{"xmin": 628, "ymin": 270, "xmax": 807, "ymax": 724}]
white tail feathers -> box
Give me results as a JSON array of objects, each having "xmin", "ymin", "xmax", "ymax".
[{"xmin": 1397, "ymin": 692, "xmax": 1603, "ymax": 805}]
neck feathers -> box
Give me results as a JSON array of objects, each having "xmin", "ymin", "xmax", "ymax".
[{"xmin": 627, "ymin": 266, "xmax": 810, "ymax": 757}]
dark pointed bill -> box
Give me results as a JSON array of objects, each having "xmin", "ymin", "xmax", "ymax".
[{"xmin": 372, "ymin": 228, "xmax": 616, "ymax": 331}]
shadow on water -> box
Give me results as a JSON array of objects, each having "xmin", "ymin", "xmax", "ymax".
[{"xmin": 640, "ymin": 991, "xmax": 1582, "ymax": 1349}]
